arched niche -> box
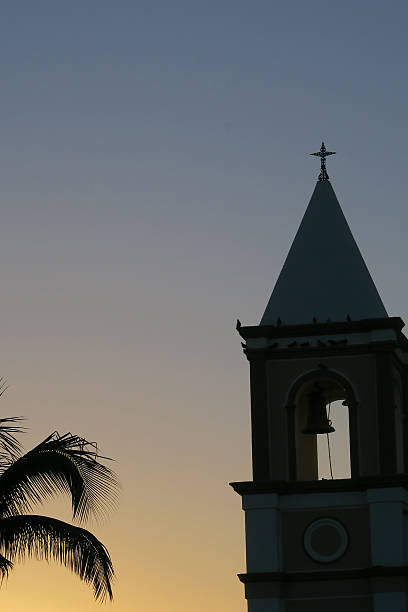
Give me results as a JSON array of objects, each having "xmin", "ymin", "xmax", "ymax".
[{"xmin": 285, "ymin": 367, "xmax": 359, "ymax": 482}]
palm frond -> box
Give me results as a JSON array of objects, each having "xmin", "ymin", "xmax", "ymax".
[
  {"xmin": 0, "ymin": 514, "xmax": 113, "ymax": 601},
  {"xmin": 0, "ymin": 432, "xmax": 118, "ymax": 522},
  {"xmin": 0, "ymin": 379, "xmax": 8, "ymax": 399},
  {"xmin": 0, "ymin": 552, "xmax": 12, "ymax": 581},
  {"xmin": 0, "ymin": 415, "xmax": 25, "ymax": 468}
]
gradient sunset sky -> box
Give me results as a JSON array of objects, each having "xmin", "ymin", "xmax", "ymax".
[{"xmin": 1, "ymin": 2, "xmax": 408, "ymax": 610}]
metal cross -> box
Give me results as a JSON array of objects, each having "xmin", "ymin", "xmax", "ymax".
[{"xmin": 310, "ymin": 142, "xmax": 336, "ymax": 181}]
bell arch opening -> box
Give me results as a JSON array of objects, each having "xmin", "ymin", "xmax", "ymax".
[
  {"xmin": 287, "ymin": 370, "xmax": 357, "ymax": 482},
  {"xmin": 316, "ymin": 400, "xmax": 351, "ymax": 480}
]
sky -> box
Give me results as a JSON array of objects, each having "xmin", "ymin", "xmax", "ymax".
[{"xmin": 0, "ymin": 1, "xmax": 408, "ymax": 610}]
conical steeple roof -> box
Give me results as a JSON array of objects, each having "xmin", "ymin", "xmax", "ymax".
[{"xmin": 260, "ymin": 180, "xmax": 387, "ymax": 326}]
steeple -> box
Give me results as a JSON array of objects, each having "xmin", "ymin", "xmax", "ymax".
[
  {"xmin": 261, "ymin": 176, "xmax": 387, "ymax": 326},
  {"xmin": 232, "ymin": 147, "xmax": 408, "ymax": 612}
]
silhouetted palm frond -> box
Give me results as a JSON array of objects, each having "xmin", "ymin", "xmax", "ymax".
[
  {"xmin": 0, "ymin": 514, "xmax": 113, "ymax": 601},
  {"xmin": 0, "ymin": 552, "xmax": 12, "ymax": 580},
  {"xmin": 0, "ymin": 416, "xmax": 25, "ymax": 468},
  {"xmin": 0, "ymin": 432, "xmax": 118, "ymax": 522},
  {"xmin": 0, "ymin": 411, "xmax": 118, "ymax": 602}
]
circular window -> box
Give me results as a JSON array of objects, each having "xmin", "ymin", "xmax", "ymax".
[{"xmin": 303, "ymin": 518, "xmax": 348, "ymax": 563}]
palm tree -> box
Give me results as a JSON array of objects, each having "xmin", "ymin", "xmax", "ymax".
[{"xmin": 0, "ymin": 408, "xmax": 118, "ymax": 602}]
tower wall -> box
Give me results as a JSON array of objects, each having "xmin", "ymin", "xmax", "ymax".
[
  {"xmin": 233, "ymin": 485, "xmax": 408, "ymax": 612},
  {"xmin": 233, "ymin": 318, "xmax": 408, "ymax": 611}
]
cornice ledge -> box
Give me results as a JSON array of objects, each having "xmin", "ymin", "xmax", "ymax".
[
  {"xmin": 238, "ymin": 565, "xmax": 408, "ymax": 583},
  {"xmin": 238, "ymin": 316, "xmax": 404, "ymax": 340},
  {"xmin": 230, "ymin": 475, "xmax": 408, "ymax": 496}
]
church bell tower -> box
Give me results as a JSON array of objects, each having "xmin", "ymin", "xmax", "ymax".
[{"xmin": 232, "ymin": 144, "xmax": 408, "ymax": 611}]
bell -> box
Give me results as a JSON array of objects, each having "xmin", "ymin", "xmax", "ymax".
[{"xmin": 302, "ymin": 385, "xmax": 335, "ymax": 434}]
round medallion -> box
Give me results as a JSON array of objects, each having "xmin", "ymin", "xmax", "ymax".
[{"xmin": 303, "ymin": 518, "xmax": 348, "ymax": 563}]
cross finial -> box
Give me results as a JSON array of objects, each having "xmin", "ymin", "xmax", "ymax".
[{"xmin": 310, "ymin": 142, "xmax": 336, "ymax": 181}]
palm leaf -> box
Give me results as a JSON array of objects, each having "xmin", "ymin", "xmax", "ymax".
[
  {"xmin": 0, "ymin": 432, "xmax": 118, "ymax": 522},
  {"xmin": 0, "ymin": 552, "xmax": 12, "ymax": 580},
  {"xmin": 0, "ymin": 416, "xmax": 25, "ymax": 468},
  {"xmin": 0, "ymin": 514, "xmax": 114, "ymax": 601}
]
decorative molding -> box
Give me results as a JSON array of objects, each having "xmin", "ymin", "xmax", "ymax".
[
  {"xmin": 230, "ymin": 475, "xmax": 408, "ymax": 496},
  {"xmin": 238, "ymin": 316, "xmax": 404, "ymax": 340},
  {"xmin": 244, "ymin": 341, "xmax": 399, "ymax": 362},
  {"xmin": 285, "ymin": 368, "xmax": 358, "ymax": 407},
  {"xmin": 238, "ymin": 565, "xmax": 408, "ymax": 583},
  {"xmin": 303, "ymin": 518, "xmax": 349, "ymax": 563}
]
